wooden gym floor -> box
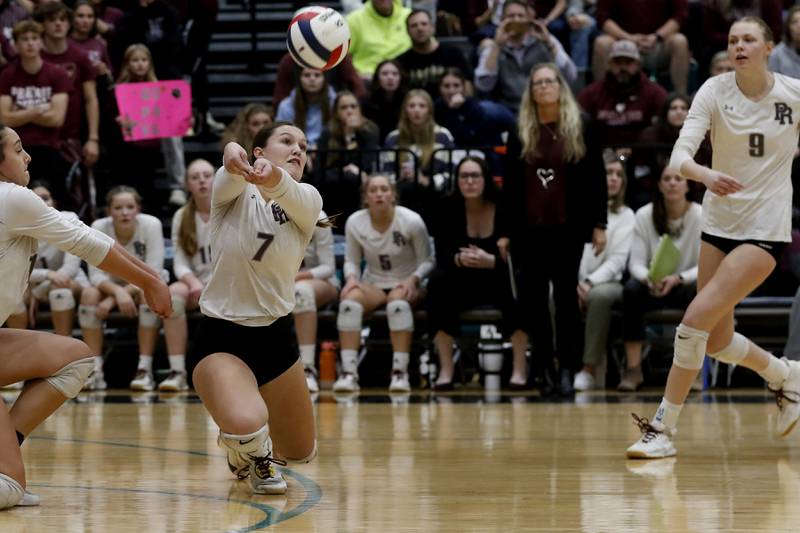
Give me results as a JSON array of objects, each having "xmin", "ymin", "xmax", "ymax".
[{"xmin": 0, "ymin": 388, "xmax": 798, "ymax": 532}]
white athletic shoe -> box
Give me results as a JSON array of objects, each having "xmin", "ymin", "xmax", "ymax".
[
  {"xmin": 249, "ymin": 453, "xmax": 288, "ymax": 495},
  {"xmin": 770, "ymin": 358, "xmax": 800, "ymax": 437},
  {"xmin": 16, "ymin": 490, "xmax": 40, "ymax": 507},
  {"xmin": 158, "ymin": 370, "xmax": 189, "ymax": 392},
  {"xmin": 305, "ymin": 367, "xmax": 319, "ymax": 393},
  {"xmin": 333, "ymin": 372, "xmax": 359, "ymax": 393},
  {"xmin": 130, "ymin": 369, "xmax": 155, "ymax": 391},
  {"xmin": 573, "ymin": 370, "xmax": 596, "ymax": 391},
  {"xmin": 83, "ymin": 370, "xmax": 107, "ymax": 391},
  {"xmin": 217, "ymin": 432, "xmax": 250, "ymax": 480},
  {"xmin": 626, "ymin": 413, "xmax": 677, "ymax": 459},
  {"xmin": 389, "ymin": 371, "xmax": 411, "ymax": 392}
]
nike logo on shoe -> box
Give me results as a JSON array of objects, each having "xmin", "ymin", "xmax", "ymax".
[
  {"xmin": 239, "ymin": 438, "xmax": 255, "ymax": 445},
  {"xmin": 677, "ymin": 335, "xmax": 690, "ymax": 340}
]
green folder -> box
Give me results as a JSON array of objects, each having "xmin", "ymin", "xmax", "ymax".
[{"xmin": 648, "ymin": 235, "xmax": 681, "ymax": 282}]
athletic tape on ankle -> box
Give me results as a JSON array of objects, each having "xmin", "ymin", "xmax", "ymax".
[
  {"xmin": 45, "ymin": 356, "xmax": 95, "ymax": 398},
  {"xmin": 0, "ymin": 473, "xmax": 24, "ymax": 509},
  {"xmin": 709, "ymin": 332, "xmax": 749, "ymax": 365},
  {"xmin": 284, "ymin": 441, "xmax": 317, "ymax": 464},
  {"xmin": 49, "ymin": 288, "xmax": 76, "ymax": 311},
  {"xmin": 673, "ymin": 323, "xmax": 709, "ymax": 370},
  {"xmin": 220, "ymin": 425, "xmax": 269, "ymax": 455}
]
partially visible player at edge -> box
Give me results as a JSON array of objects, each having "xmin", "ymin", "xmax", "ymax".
[
  {"xmin": 627, "ymin": 17, "xmax": 800, "ymax": 458},
  {"xmin": 0, "ymin": 124, "xmax": 171, "ymax": 509}
]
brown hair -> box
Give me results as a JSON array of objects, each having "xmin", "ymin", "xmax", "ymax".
[
  {"xmin": 117, "ymin": 44, "xmax": 157, "ymax": 83},
  {"xmin": 292, "ymin": 67, "xmax": 331, "ymax": 134},
  {"xmin": 33, "ymin": 1, "xmax": 73, "ymax": 24},
  {"xmin": 361, "ymin": 173, "xmax": 397, "ymax": 209},
  {"xmin": 651, "ymin": 167, "xmax": 690, "ymax": 237},
  {"xmin": 785, "ymin": 6, "xmax": 800, "ymax": 44},
  {"xmin": 397, "ymin": 89, "xmax": 436, "ymax": 169},
  {"xmin": 105, "ymin": 185, "xmax": 142, "ymax": 211},
  {"xmin": 13, "ymin": 20, "xmax": 44, "ymax": 41},
  {"xmin": 734, "ymin": 16, "xmax": 774, "ymax": 44},
  {"xmin": 221, "ymin": 103, "xmax": 274, "ymax": 154},
  {"xmin": 177, "ymin": 159, "xmax": 213, "ymax": 258},
  {"xmin": 602, "ymin": 149, "xmax": 628, "ymax": 214}
]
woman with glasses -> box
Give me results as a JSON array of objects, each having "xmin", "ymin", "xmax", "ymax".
[{"xmin": 504, "ymin": 62, "xmax": 607, "ymax": 396}]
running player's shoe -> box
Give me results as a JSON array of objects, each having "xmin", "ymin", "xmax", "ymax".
[{"xmin": 626, "ymin": 413, "xmax": 677, "ymax": 459}]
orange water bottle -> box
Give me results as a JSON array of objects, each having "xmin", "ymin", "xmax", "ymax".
[{"xmin": 319, "ymin": 341, "xmax": 337, "ymax": 390}]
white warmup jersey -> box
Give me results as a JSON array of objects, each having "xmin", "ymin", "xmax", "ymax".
[
  {"xmin": 200, "ymin": 167, "xmax": 323, "ymax": 326},
  {"xmin": 0, "ymin": 182, "xmax": 113, "ymax": 324},
  {"xmin": 89, "ymin": 213, "xmax": 165, "ymax": 286},
  {"xmin": 344, "ymin": 206, "xmax": 434, "ymax": 289},
  {"xmin": 670, "ymin": 71, "xmax": 800, "ymax": 242},
  {"xmin": 30, "ymin": 210, "xmax": 90, "ymax": 288},
  {"xmin": 171, "ymin": 206, "xmax": 212, "ymax": 285},
  {"xmin": 301, "ymin": 209, "xmax": 338, "ymax": 286}
]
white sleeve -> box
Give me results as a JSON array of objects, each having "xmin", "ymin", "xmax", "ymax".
[
  {"xmin": 58, "ymin": 252, "xmax": 83, "ymax": 279},
  {"xmin": 142, "ymin": 216, "xmax": 165, "ymax": 272},
  {"xmin": 474, "ymin": 43, "xmax": 499, "ymax": 93},
  {"xmin": 170, "ymin": 209, "xmax": 193, "ymax": 281},
  {"xmin": 628, "ymin": 212, "xmax": 651, "ymax": 283},
  {"xmin": 260, "ymin": 168, "xmax": 323, "ymax": 238},
  {"xmin": 343, "ymin": 216, "xmax": 363, "ymax": 280},
  {"xmin": 410, "ymin": 216, "xmax": 434, "ymax": 281},
  {"xmin": 551, "ymin": 36, "xmax": 577, "ymax": 84},
  {"xmin": 212, "ymin": 166, "xmax": 247, "ymax": 208},
  {"xmin": 587, "ymin": 210, "xmax": 634, "ymax": 285},
  {"xmin": 309, "ymin": 225, "xmax": 335, "ymax": 280},
  {"xmin": 88, "ymin": 219, "xmax": 111, "ymax": 286},
  {"xmin": 669, "ymin": 80, "xmax": 714, "ymax": 174},
  {"xmin": 7, "ymin": 186, "xmax": 113, "ymax": 266},
  {"xmin": 30, "ymin": 267, "xmax": 49, "ymax": 284}
]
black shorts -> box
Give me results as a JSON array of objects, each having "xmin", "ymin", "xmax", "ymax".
[
  {"xmin": 701, "ymin": 232, "xmax": 786, "ymax": 261},
  {"xmin": 188, "ymin": 314, "xmax": 298, "ymax": 387}
]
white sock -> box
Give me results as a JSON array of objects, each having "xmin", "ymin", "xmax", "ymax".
[
  {"xmin": 393, "ymin": 352, "xmax": 409, "ymax": 373},
  {"xmin": 299, "ymin": 345, "xmax": 316, "ymax": 369},
  {"xmin": 93, "ymin": 355, "xmax": 103, "ymax": 373},
  {"xmin": 137, "ymin": 355, "xmax": 153, "ymax": 372},
  {"xmin": 652, "ymin": 398, "xmax": 682, "ymax": 432},
  {"xmin": 341, "ymin": 349, "xmax": 358, "ymax": 375},
  {"xmin": 759, "ymin": 356, "xmax": 790, "ymax": 385},
  {"xmin": 168, "ymin": 355, "xmax": 185, "ymax": 373}
]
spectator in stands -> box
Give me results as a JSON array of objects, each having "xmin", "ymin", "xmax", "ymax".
[
  {"xmin": 466, "ymin": 0, "xmax": 504, "ymax": 43},
  {"xmin": 618, "ymin": 165, "xmax": 701, "ymax": 392},
  {"xmin": 333, "ymin": 174, "xmax": 434, "ymax": 393},
  {"xmin": 0, "ymin": 20, "xmax": 70, "ymax": 207},
  {"xmin": 0, "ymin": 0, "xmax": 30, "ymax": 50},
  {"xmin": 183, "ymin": 0, "xmax": 223, "ymax": 136},
  {"xmin": 4, "ymin": 180, "xmax": 91, "ymax": 336},
  {"xmin": 362, "ymin": 58, "xmax": 408, "ymax": 142},
  {"xmin": 709, "ymin": 49, "xmax": 733, "ymax": 77},
  {"xmin": 347, "ymin": 0, "xmax": 412, "ymax": 79},
  {"xmin": 295, "ymin": 209, "xmax": 340, "ymax": 393},
  {"xmin": 396, "ymin": 9, "xmax": 474, "ymax": 96},
  {"xmin": 79, "ymin": 185, "xmax": 166, "ymax": 391},
  {"xmin": 427, "ymin": 156, "xmax": 529, "ymax": 390},
  {"xmin": 533, "ymin": 0, "xmax": 570, "ymax": 45},
  {"xmin": 273, "ymin": 53, "xmax": 366, "ymax": 107},
  {"xmin": 565, "ymin": 0, "xmax": 598, "ymax": 70},
  {"xmin": 69, "ymin": 0, "xmax": 112, "ymax": 81},
  {"xmin": 276, "ymin": 67, "xmax": 336, "ymax": 148},
  {"xmin": 592, "ymin": 0, "xmax": 690, "ymax": 94},
  {"xmin": 474, "ymin": 0, "xmax": 577, "ymax": 113},
  {"xmin": 383, "ymin": 89, "xmax": 456, "ymax": 221},
  {"xmin": 112, "ymin": 0, "xmax": 183, "ymax": 81},
  {"xmin": 316, "ymin": 90, "xmax": 380, "ymax": 229},
  {"xmin": 768, "ymin": 5, "xmax": 800, "ymax": 78},
  {"xmin": 573, "ymin": 150, "xmax": 634, "ymax": 391},
  {"xmin": 578, "ymin": 39, "xmax": 667, "ymax": 153},
  {"xmin": 220, "ymin": 102, "xmax": 273, "ymax": 155},
  {"xmin": 504, "ymin": 62, "xmax": 607, "ymax": 395},
  {"xmin": 88, "ymin": 0, "xmax": 123, "ymax": 39},
  {"xmin": 160, "ymin": 159, "xmax": 215, "ymax": 392}
]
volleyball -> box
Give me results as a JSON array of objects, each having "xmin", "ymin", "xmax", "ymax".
[{"xmin": 287, "ymin": 6, "xmax": 350, "ymax": 72}]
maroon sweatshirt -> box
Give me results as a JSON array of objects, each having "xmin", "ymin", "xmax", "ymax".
[{"xmin": 596, "ymin": 0, "xmax": 688, "ymax": 34}]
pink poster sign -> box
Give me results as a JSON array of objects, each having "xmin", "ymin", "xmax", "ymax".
[{"xmin": 114, "ymin": 80, "xmax": 192, "ymax": 141}]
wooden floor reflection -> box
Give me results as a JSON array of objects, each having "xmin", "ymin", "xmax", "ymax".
[{"xmin": 0, "ymin": 389, "xmax": 798, "ymax": 532}]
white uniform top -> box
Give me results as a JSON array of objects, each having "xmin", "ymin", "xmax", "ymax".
[
  {"xmin": 669, "ymin": 71, "xmax": 800, "ymax": 242},
  {"xmin": 344, "ymin": 206, "xmax": 434, "ymax": 289},
  {"xmin": 200, "ymin": 167, "xmax": 323, "ymax": 326},
  {"xmin": 301, "ymin": 209, "xmax": 338, "ymax": 285},
  {"xmin": 628, "ymin": 202, "xmax": 703, "ymax": 284},
  {"xmin": 0, "ymin": 182, "xmax": 113, "ymax": 324},
  {"xmin": 578, "ymin": 206, "xmax": 635, "ymax": 285},
  {"xmin": 171, "ymin": 206, "xmax": 212, "ymax": 285},
  {"xmin": 30, "ymin": 210, "xmax": 89, "ymax": 287},
  {"xmin": 88, "ymin": 213, "xmax": 164, "ymax": 286}
]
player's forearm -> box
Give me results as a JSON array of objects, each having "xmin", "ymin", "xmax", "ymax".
[{"xmin": 96, "ymin": 243, "xmax": 162, "ymax": 291}]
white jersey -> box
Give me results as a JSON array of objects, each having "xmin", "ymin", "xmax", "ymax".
[
  {"xmin": 171, "ymin": 206, "xmax": 212, "ymax": 285},
  {"xmin": 670, "ymin": 71, "xmax": 800, "ymax": 242},
  {"xmin": 29, "ymin": 210, "xmax": 89, "ymax": 287},
  {"xmin": 301, "ymin": 209, "xmax": 338, "ymax": 286},
  {"xmin": 0, "ymin": 182, "xmax": 113, "ymax": 324},
  {"xmin": 89, "ymin": 213, "xmax": 164, "ymax": 286},
  {"xmin": 344, "ymin": 206, "xmax": 434, "ymax": 289},
  {"xmin": 200, "ymin": 167, "xmax": 323, "ymax": 326}
]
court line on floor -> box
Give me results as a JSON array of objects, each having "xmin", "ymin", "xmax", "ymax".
[{"xmin": 29, "ymin": 435, "xmax": 322, "ymax": 531}]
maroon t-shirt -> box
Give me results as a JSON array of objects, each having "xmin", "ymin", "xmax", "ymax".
[
  {"xmin": 42, "ymin": 44, "xmax": 95, "ymax": 141},
  {"xmin": 596, "ymin": 0, "xmax": 688, "ymax": 34},
  {"xmin": 0, "ymin": 61, "xmax": 71, "ymax": 146},
  {"xmin": 68, "ymin": 35, "xmax": 113, "ymax": 77},
  {"xmin": 523, "ymin": 128, "xmax": 568, "ymax": 226}
]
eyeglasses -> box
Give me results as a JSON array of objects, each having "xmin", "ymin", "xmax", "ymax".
[{"xmin": 532, "ymin": 78, "xmax": 558, "ymax": 88}]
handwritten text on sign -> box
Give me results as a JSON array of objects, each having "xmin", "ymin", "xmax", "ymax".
[{"xmin": 114, "ymin": 80, "xmax": 192, "ymax": 141}]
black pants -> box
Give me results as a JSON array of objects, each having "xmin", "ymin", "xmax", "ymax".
[
  {"xmin": 517, "ymin": 226, "xmax": 585, "ymax": 372},
  {"xmin": 622, "ymin": 277, "xmax": 696, "ymax": 341}
]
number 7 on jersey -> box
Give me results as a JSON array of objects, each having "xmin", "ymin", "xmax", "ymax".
[{"xmin": 252, "ymin": 232, "xmax": 275, "ymax": 261}]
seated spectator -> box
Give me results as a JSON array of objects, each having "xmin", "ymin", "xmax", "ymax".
[
  {"xmin": 316, "ymin": 90, "xmax": 380, "ymax": 228},
  {"xmin": 273, "ymin": 52, "xmax": 366, "ymax": 107},
  {"xmin": 160, "ymin": 159, "xmax": 215, "ymax": 392},
  {"xmin": 475, "ymin": 0, "xmax": 577, "ymax": 113},
  {"xmin": 427, "ymin": 156, "xmax": 529, "ymax": 390},
  {"xmin": 768, "ymin": 5, "xmax": 800, "ymax": 79},
  {"xmin": 533, "ymin": 0, "xmax": 570, "ymax": 45},
  {"xmin": 361, "ymin": 58, "xmax": 408, "ymax": 142},
  {"xmin": 578, "ymin": 39, "xmax": 667, "ymax": 153},
  {"xmin": 112, "ymin": 0, "xmax": 182, "ymax": 81},
  {"xmin": 573, "ymin": 150, "xmax": 635, "ymax": 391},
  {"xmin": 276, "ymin": 67, "xmax": 336, "ymax": 148},
  {"xmin": 69, "ymin": 0, "xmax": 113, "ymax": 82},
  {"xmin": 333, "ymin": 174, "xmax": 434, "ymax": 393},
  {"xmin": 80, "ymin": 185, "xmax": 166, "ymax": 391},
  {"xmin": 89, "ymin": 0, "xmax": 123, "ymax": 39},
  {"xmin": 565, "ymin": 0, "xmax": 598, "ymax": 71},
  {"xmin": 396, "ymin": 9, "xmax": 474, "ymax": 96},
  {"xmin": 295, "ymin": 209, "xmax": 340, "ymax": 393},
  {"xmin": 618, "ymin": 166, "xmax": 701, "ymax": 392},
  {"xmin": 465, "ymin": 0, "xmax": 504, "ymax": 43},
  {"xmin": 708, "ymin": 49, "xmax": 733, "ymax": 77},
  {"xmin": 347, "ymin": 0, "xmax": 412, "ymax": 79},
  {"xmin": 383, "ymin": 89, "xmax": 456, "ymax": 220},
  {"xmin": 4, "ymin": 180, "xmax": 91, "ymax": 336},
  {"xmin": 593, "ymin": 0, "xmax": 690, "ymax": 94},
  {"xmin": 0, "ymin": 0, "xmax": 30, "ymax": 51},
  {"xmin": 220, "ymin": 102, "xmax": 272, "ymax": 154}
]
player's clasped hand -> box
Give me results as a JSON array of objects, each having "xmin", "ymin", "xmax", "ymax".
[
  {"xmin": 702, "ymin": 169, "xmax": 744, "ymax": 196},
  {"xmin": 223, "ymin": 142, "xmax": 254, "ymax": 177}
]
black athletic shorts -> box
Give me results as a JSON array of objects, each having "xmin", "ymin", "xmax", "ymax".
[
  {"xmin": 701, "ymin": 232, "xmax": 786, "ymax": 262},
  {"xmin": 188, "ymin": 314, "xmax": 298, "ymax": 386}
]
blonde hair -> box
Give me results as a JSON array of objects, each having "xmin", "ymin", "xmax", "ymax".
[
  {"xmin": 518, "ymin": 63, "xmax": 585, "ymax": 162},
  {"xmin": 117, "ymin": 44, "xmax": 157, "ymax": 83},
  {"xmin": 178, "ymin": 158, "xmax": 213, "ymax": 257},
  {"xmin": 221, "ymin": 103, "xmax": 274, "ymax": 154},
  {"xmin": 397, "ymin": 89, "xmax": 436, "ymax": 169}
]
